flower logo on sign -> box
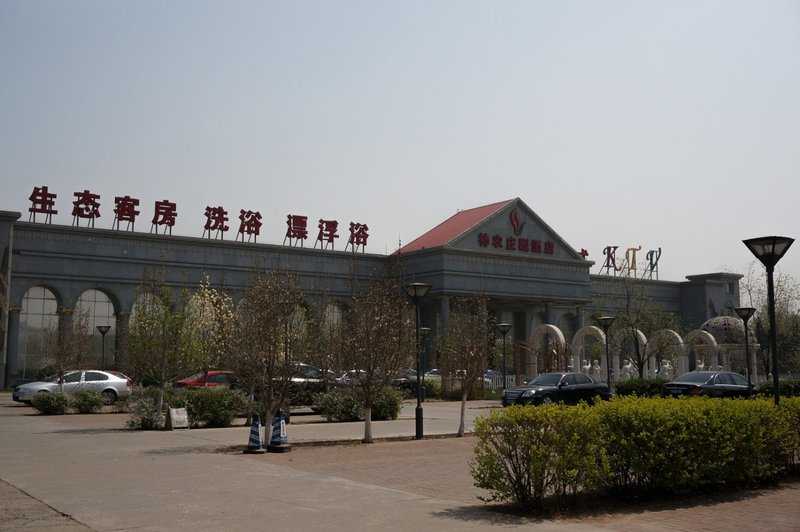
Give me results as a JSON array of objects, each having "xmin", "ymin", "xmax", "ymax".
[{"xmin": 509, "ymin": 208, "xmax": 525, "ymax": 236}]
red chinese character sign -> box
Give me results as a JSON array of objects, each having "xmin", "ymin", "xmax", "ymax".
[
  {"xmin": 284, "ymin": 214, "xmax": 308, "ymax": 247},
  {"xmin": 203, "ymin": 206, "xmax": 229, "ymax": 239},
  {"xmin": 28, "ymin": 186, "xmax": 57, "ymax": 223},
  {"xmin": 151, "ymin": 200, "xmax": 177, "ymax": 234},
  {"xmin": 237, "ymin": 210, "xmax": 262, "ymax": 242},
  {"xmin": 113, "ymin": 195, "xmax": 140, "ymax": 231},
  {"xmin": 315, "ymin": 219, "xmax": 339, "ymax": 250},
  {"xmin": 72, "ymin": 189, "xmax": 101, "ymax": 227},
  {"xmin": 347, "ymin": 222, "xmax": 369, "ymax": 252}
]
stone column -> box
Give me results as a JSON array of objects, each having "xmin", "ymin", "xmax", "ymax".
[
  {"xmin": 5, "ymin": 307, "xmax": 21, "ymax": 386},
  {"xmin": 115, "ymin": 311, "xmax": 131, "ymax": 372}
]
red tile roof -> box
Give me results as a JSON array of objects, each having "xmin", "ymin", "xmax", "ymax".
[{"xmin": 397, "ymin": 199, "xmax": 515, "ymax": 254}]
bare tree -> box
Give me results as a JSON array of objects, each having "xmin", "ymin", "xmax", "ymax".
[
  {"xmin": 40, "ymin": 307, "xmax": 92, "ymax": 392},
  {"xmin": 234, "ymin": 270, "xmax": 313, "ymax": 433},
  {"xmin": 599, "ymin": 276, "xmax": 682, "ymax": 379},
  {"xmin": 343, "ymin": 270, "xmax": 415, "ymax": 443},
  {"xmin": 741, "ymin": 263, "xmax": 800, "ymax": 377},
  {"xmin": 127, "ymin": 278, "xmax": 192, "ymax": 414},
  {"xmin": 440, "ymin": 294, "xmax": 493, "ymax": 436}
]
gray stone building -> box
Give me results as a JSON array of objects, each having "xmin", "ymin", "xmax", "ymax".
[{"xmin": 0, "ymin": 198, "xmax": 740, "ymax": 387}]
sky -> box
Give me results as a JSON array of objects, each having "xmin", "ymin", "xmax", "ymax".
[{"xmin": 1, "ymin": 1, "xmax": 799, "ymax": 285}]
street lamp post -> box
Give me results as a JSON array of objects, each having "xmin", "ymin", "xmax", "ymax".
[
  {"xmin": 497, "ymin": 323, "xmax": 511, "ymax": 389},
  {"xmin": 419, "ymin": 327, "xmax": 431, "ymax": 402},
  {"xmin": 744, "ymin": 236, "xmax": 794, "ymax": 405},
  {"xmin": 596, "ymin": 316, "xmax": 616, "ymax": 391},
  {"xmin": 96, "ymin": 325, "xmax": 111, "ymax": 370},
  {"xmin": 404, "ymin": 282, "xmax": 431, "ymax": 440},
  {"xmin": 734, "ymin": 306, "xmax": 756, "ymax": 397}
]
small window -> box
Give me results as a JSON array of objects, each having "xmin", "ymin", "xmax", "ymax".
[
  {"xmin": 726, "ymin": 282, "xmax": 736, "ymax": 294},
  {"xmin": 85, "ymin": 371, "xmax": 108, "ymax": 382},
  {"xmin": 208, "ymin": 374, "xmax": 230, "ymax": 384},
  {"xmin": 64, "ymin": 372, "xmax": 83, "ymax": 383}
]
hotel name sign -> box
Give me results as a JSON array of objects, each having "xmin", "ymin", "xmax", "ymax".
[
  {"xmin": 25, "ymin": 185, "xmax": 370, "ymax": 252},
  {"xmin": 483, "ymin": 208, "xmax": 662, "ymax": 279}
]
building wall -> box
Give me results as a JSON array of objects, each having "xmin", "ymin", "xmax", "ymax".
[{"xmin": 1, "ymin": 216, "xmax": 741, "ymax": 387}]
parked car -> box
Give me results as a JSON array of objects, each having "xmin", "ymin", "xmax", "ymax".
[
  {"xmin": 173, "ymin": 370, "xmax": 239, "ymax": 389},
  {"xmin": 335, "ymin": 369, "xmax": 367, "ymax": 387},
  {"xmin": 13, "ymin": 369, "xmax": 132, "ymax": 405},
  {"xmin": 501, "ymin": 372, "xmax": 611, "ymax": 406},
  {"xmin": 661, "ymin": 371, "xmax": 756, "ymax": 398}
]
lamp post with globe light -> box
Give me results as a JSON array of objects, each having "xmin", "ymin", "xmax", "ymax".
[
  {"xmin": 404, "ymin": 282, "xmax": 430, "ymax": 439},
  {"xmin": 743, "ymin": 236, "xmax": 794, "ymax": 405}
]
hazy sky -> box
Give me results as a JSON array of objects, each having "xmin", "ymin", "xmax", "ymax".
[{"xmin": 2, "ymin": 1, "xmax": 798, "ymax": 285}]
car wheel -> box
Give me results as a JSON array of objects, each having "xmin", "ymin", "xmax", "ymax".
[
  {"xmin": 101, "ymin": 389, "xmax": 117, "ymax": 405},
  {"xmin": 541, "ymin": 395, "xmax": 553, "ymax": 405}
]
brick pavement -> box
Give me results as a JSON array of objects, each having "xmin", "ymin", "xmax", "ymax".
[{"xmin": 2, "ymin": 394, "xmax": 799, "ymax": 531}]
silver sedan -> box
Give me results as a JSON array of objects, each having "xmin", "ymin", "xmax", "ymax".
[{"xmin": 13, "ymin": 370, "xmax": 132, "ymax": 405}]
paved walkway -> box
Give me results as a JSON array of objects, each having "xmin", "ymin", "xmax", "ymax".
[{"xmin": 0, "ymin": 393, "xmax": 798, "ymax": 531}]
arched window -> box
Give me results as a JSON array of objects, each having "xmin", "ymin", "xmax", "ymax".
[
  {"xmin": 77, "ymin": 289, "xmax": 116, "ymax": 370},
  {"xmin": 17, "ymin": 286, "xmax": 58, "ymax": 379}
]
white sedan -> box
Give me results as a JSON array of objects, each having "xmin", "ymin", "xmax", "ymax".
[{"xmin": 13, "ymin": 370, "xmax": 132, "ymax": 405}]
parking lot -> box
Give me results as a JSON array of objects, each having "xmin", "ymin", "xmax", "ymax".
[{"xmin": 1, "ymin": 393, "xmax": 798, "ymax": 531}]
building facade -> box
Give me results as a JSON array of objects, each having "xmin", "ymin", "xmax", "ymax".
[{"xmin": 0, "ymin": 198, "xmax": 741, "ymax": 387}]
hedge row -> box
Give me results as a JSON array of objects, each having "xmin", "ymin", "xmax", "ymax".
[
  {"xmin": 32, "ymin": 390, "xmax": 104, "ymax": 415},
  {"xmin": 126, "ymin": 386, "xmax": 247, "ymax": 430},
  {"xmin": 471, "ymin": 397, "xmax": 800, "ymax": 509}
]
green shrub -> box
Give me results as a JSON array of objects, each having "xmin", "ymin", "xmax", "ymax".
[
  {"xmin": 177, "ymin": 387, "xmax": 247, "ymax": 428},
  {"xmin": 371, "ymin": 386, "xmax": 403, "ymax": 420},
  {"xmin": 125, "ymin": 386, "xmax": 178, "ymax": 430},
  {"xmin": 71, "ymin": 390, "xmax": 103, "ymax": 414},
  {"xmin": 592, "ymin": 397, "xmax": 795, "ymax": 496},
  {"xmin": 471, "ymin": 404, "xmax": 601, "ymax": 507},
  {"xmin": 471, "ymin": 397, "xmax": 800, "ymax": 510},
  {"xmin": 759, "ymin": 380, "xmax": 800, "ymax": 398},
  {"xmin": 424, "ymin": 378, "xmax": 441, "ymax": 400},
  {"xmin": 31, "ymin": 392, "xmax": 70, "ymax": 415},
  {"xmin": 35, "ymin": 365, "xmax": 57, "ymax": 380},
  {"xmin": 314, "ymin": 386, "xmax": 404, "ymax": 422},
  {"xmin": 613, "ymin": 378, "xmax": 668, "ymax": 397}
]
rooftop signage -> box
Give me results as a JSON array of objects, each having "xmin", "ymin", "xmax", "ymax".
[{"xmin": 26, "ymin": 185, "xmax": 369, "ymax": 252}]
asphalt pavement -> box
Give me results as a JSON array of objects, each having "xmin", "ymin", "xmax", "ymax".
[{"xmin": 0, "ymin": 393, "xmax": 798, "ymax": 531}]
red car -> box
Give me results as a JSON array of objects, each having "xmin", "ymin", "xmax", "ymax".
[{"xmin": 173, "ymin": 371, "xmax": 238, "ymax": 388}]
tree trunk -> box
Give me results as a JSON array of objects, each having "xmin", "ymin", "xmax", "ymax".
[
  {"xmin": 363, "ymin": 405, "xmax": 373, "ymax": 443},
  {"xmin": 458, "ymin": 388, "xmax": 467, "ymax": 437}
]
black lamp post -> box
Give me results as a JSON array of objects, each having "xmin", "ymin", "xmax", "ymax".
[
  {"xmin": 404, "ymin": 282, "xmax": 430, "ymax": 440},
  {"xmin": 744, "ymin": 236, "xmax": 794, "ymax": 405},
  {"xmin": 96, "ymin": 325, "xmax": 111, "ymax": 369},
  {"xmin": 419, "ymin": 327, "xmax": 431, "ymax": 402},
  {"xmin": 596, "ymin": 316, "xmax": 616, "ymax": 390},
  {"xmin": 734, "ymin": 306, "xmax": 756, "ymax": 397},
  {"xmin": 497, "ymin": 323, "xmax": 511, "ymax": 389}
]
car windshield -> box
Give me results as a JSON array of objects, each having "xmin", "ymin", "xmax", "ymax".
[{"xmin": 529, "ymin": 373, "xmax": 563, "ymax": 386}]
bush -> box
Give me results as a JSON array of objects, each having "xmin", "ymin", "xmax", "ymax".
[
  {"xmin": 471, "ymin": 404, "xmax": 601, "ymax": 507},
  {"xmin": 613, "ymin": 378, "xmax": 668, "ymax": 397},
  {"xmin": 371, "ymin": 386, "xmax": 403, "ymax": 421},
  {"xmin": 125, "ymin": 386, "xmax": 177, "ymax": 430},
  {"xmin": 71, "ymin": 390, "xmax": 103, "ymax": 414},
  {"xmin": 177, "ymin": 387, "xmax": 247, "ymax": 428},
  {"xmin": 471, "ymin": 397, "xmax": 800, "ymax": 509},
  {"xmin": 314, "ymin": 386, "xmax": 404, "ymax": 422},
  {"xmin": 31, "ymin": 392, "xmax": 70, "ymax": 415},
  {"xmin": 759, "ymin": 380, "xmax": 800, "ymax": 398}
]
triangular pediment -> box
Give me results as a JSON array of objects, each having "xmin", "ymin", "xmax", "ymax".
[
  {"xmin": 398, "ymin": 198, "xmax": 586, "ymax": 261},
  {"xmin": 451, "ymin": 198, "xmax": 584, "ymax": 260}
]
